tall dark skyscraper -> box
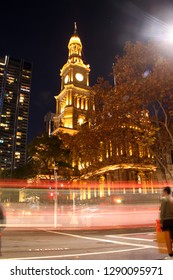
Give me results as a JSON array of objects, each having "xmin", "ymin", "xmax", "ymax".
[{"xmin": 0, "ymin": 55, "xmax": 32, "ymax": 174}]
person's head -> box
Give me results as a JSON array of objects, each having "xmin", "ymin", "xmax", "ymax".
[{"xmin": 163, "ymin": 186, "xmax": 172, "ymax": 196}]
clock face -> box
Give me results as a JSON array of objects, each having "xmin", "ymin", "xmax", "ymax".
[
  {"xmin": 75, "ymin": 73, "xmax": 84, "ymax": 82},
  {"xmin": 64, "ymin": 75, "xmax": 69, "ymax": 84}
]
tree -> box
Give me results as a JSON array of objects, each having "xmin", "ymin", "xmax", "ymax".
[
  {"xmin": 27, "ymin": 133, "xmax": 71, "ymax": 179},
  {"xmin": 61, "ymin": 76, "xmax": 156, "ymax": 179},
  {"xmin": 10, "ymin": 162, "xmax": 37, "ymax": 179},
  {"xmin": 114, "ymin": 41, "xmax": 173, "ymax": 181}
]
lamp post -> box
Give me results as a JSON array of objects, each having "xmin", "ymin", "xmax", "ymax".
[
  {"xmin": 70, "ymin": 188, "xmax": 78, "ymax": 225},
  {"xmin": 54, "ymin": 162, "xmax": 58, "ymax": 228},
  {"xmin": 72, "ymin": 190, "xmax": 76, "ymax": 213}
]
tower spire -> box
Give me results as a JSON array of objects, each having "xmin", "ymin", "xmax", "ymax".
[{"xmin": 74, "ymin": 22, "xmax": 77, "ymax": 35}]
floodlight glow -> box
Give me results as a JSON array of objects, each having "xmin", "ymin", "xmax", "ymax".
[{"xmin": 166, "ymin": 27, "xmax": 173, "ymax": 43}]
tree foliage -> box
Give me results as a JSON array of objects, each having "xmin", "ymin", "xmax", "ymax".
[
  {"xmin": 62, "ymin": 75, "xmax": 156, "ymax": 177},
  {"xmin": 27, "ymin": 133, "xmax": 70, "ymax": 178},
  {"xmin": 114, "ymin": 41, "xmax": 173, "ymax": 181}
]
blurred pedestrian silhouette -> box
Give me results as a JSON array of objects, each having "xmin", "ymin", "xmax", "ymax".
[
  {"xmin": 160, "ymin": 186, "xmax": 173, "ymax": 259},
  {"xmin": 0, "ymin": 203, "xmax": 6, "ymax": 256}
]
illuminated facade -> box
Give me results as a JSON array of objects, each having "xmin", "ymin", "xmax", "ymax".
[
  {"xmin": 52, "ymin": 23, "xmax": 95, "ymax": 136},
  {"xmin": 78, "ymin": 112, "xmax": 157, "ymax": 185},
  {"xmin": 51, "ymin": 24, "xmax": 157, "ymax": 189},
  {"xmin": 0, "ymin": 55, "xmax": 32, "ymax": 172}
]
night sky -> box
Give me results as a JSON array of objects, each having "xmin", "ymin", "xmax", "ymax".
[{"xmin": 1, "ymin": 0, "xmax": 173, "ymax": 142}]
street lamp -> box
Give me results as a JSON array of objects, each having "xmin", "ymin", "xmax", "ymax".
[
  {"xmin": 54, "ymin": 162, "xmax": 58, "ymax": 228},
  {"xmin": 165, "ymin": 26, "xmax": 173, "ymax": 43}
]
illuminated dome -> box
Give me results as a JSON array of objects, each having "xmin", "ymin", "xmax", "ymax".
[
  {"xmin": 68, "ymin": 23, "xmax": 82, "ymax": 59},
  {"xmin": 68, "ymin": 22, "xmax": 82, "ymax": 47},
  {"xmin": 68, "ymin": 35, "xmax": 82, "ymax": 47}
]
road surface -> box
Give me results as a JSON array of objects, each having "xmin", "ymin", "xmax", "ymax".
[{"xmin": 0, "ymin": 227, "xmax": 167, "ymax": 260}]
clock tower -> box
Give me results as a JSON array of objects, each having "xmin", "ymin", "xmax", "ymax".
[{"xmin": 53, "ymin": 23, "xmax": 94, "ymax": 135}]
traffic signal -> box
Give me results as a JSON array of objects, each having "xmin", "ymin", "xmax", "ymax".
[{"xmin": 48, "ymin": 191, "xmax": 54, "ymax": 199}]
